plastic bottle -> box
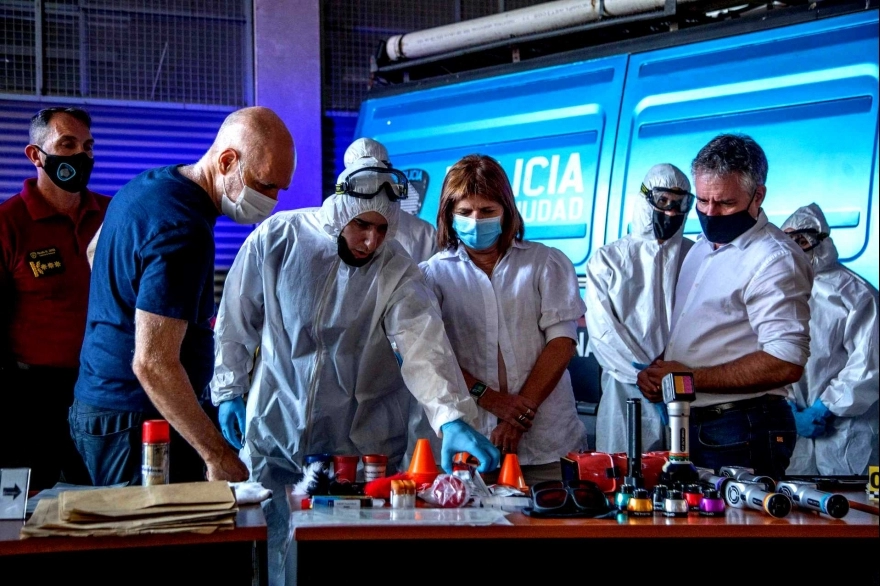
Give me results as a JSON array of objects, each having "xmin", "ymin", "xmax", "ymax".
[{"xmin": 142, "ymin": 419, "xmax": 170, "ymax": 485}]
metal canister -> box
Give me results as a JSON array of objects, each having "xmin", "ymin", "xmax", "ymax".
[
  {"xmin": 142, "ymin": 420, "xmax": 170, "ymax": 485},
  {"xmin": 627, "ymin": 488, "xmax": 653, "ymax": 517}
]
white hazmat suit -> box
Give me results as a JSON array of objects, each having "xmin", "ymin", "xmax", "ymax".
[
  {"xmin": 344, "ymin": 137, "xmax": 438, "ymax": 263},
  {"xmin": 781, "ymin": 203, "xmax": 879, "ymax": 476},
  {"xmin": 586, "ymin": 164, "xmax": 694, "ymax": 454},
  {"xmin": 211, "ymin": 157, "xmax": 478, "ymax": 584}
]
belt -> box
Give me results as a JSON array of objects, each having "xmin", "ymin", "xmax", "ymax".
[{"xmin": 691, "ymin": 393, "xmax": 785, "ymax": 418}]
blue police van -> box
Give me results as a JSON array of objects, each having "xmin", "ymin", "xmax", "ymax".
[{"xmin": 354, "ymin": 1, "xmax": 879, "ymax": 291}]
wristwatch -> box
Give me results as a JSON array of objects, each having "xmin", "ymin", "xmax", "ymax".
[{"xmin": 468, "ymin": 380, "xmax": 488, "ymax": 401}]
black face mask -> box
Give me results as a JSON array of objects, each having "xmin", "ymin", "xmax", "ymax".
[
  {"xmin": 336, "ymin": 234, "xmax": 373, "ymax": 267},
  {"xmin": 652, "ymin": 211, "xmax": 686, "ymax": 241},
  {"xmin": 696, "ymin": 190, "xmax": 758, "ymax": 244},
  {"xmin": 35, "ymin": 146, "xmax": 94, "ymax": 194}
]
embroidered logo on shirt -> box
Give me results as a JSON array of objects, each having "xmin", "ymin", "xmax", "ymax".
[{"xmin": 27, "ymin": 247, "xmax": 64, "ymax": 278}]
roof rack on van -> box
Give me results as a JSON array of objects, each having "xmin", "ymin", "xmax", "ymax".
[{"xmin": 369, "ymin": 0, "xmax": 872, "ymax": 87}]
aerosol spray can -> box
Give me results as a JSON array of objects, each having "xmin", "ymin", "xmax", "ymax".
[{"xmin": 142, "ymin": 420, "xmax": 170, "ymax": 485}]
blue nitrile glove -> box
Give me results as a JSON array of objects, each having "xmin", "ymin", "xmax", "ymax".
[
  {"xmin": 218, "ymin": 396, "xmax": 247, "ymax": 449},
  {"xmin": 653, "ymin": 402, "xmax": 670, "ymax": 426},
  {"xmin": 440, "ymin": 419, "xmax": 501, "ymax": 474},
  {"xmin": 789, "ymin": 400, "xmax": 829, "ymax": 439}
]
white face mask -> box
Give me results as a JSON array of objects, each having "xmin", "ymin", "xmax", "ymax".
[{"xmin": 221, "ymin": 159, "xmax": 277, "ymax": 224}]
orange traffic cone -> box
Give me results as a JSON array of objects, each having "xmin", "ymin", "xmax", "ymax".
[
  {"xmin": 497, "ymin": 453, "xmax": 528, "ymax": 491},
  {"xmin": 407, "ymin": 438, "xmax": 440, "ymax": 486}
]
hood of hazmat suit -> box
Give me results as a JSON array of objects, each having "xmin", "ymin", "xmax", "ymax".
[
  {"xmin": 585, "ymin": 163, "xmax": 694, "ymax": 453},
  {"xmin": 782, "ymin": 203, "xmax": 879, "ymax": 475},
  {"xmin": 344, "ymin": 138, "xmax": 438, "ymax": 263}
]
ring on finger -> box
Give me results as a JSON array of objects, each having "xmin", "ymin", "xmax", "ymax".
[
  {"xmin": 525, "ymin": 408, "xmax": 534, "ymax": 418},
  {"xmin": 517, "ymin": 414, "xmax": 527, "ymax": 424}
]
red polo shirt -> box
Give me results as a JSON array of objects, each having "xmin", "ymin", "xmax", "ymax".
[{"xmin": 0, "ymin": 179, "xmax": 110, "ymax": 368}]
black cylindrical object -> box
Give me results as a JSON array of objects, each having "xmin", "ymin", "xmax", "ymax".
[{"xmin": 625, "ymin": 398, "xmax": 643, "ymax": 487}]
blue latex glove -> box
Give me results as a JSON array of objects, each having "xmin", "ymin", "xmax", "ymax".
[
  {"xmin": 653, "ymin": 401, "xmax": 670, "ymax": 426},
  {"xmin": 440, "ymin": 419, "xmax": 501, "ymax": 474},
  {"xmin": 789, "ymin": 399, "xmax": 830, "ymax": 439},
  {"xmin": 218, "ymin": 396, "xmax": 247, "ymax": 449}
]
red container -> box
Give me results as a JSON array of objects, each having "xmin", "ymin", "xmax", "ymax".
[{"xmin": 333, "ymin": 455, "xmax": 359, "ymax": 483}]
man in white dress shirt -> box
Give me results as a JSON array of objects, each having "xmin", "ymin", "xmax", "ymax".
[{"xmin": 636, "ymin": 133, "xmax": 812, "ymax": 478}]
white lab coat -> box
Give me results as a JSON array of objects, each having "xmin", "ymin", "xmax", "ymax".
[
  {"xmin": 782, "ymin": 204, "xmax": 879, "ymax": 476},
  {"xmin": 211, "ymin": 191, "xmax": 476, "ymax": 584},
  {"xmin": 585, "ymin": 195, "xmax": 693, "ymax": 453},
  {"xmin": 421, "ymin": 240, "xmax": 589, "ymax": 466}
]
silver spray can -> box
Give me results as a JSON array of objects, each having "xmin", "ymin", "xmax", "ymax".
[{"xmin": 142, "ymin": 419, "xmax": 170, "ymax": 485}]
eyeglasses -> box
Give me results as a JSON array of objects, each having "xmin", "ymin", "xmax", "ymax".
[
  {"xmin": 786, "ymin": 228, "xmax": 827, "ymax": 252},
  {"xmin": 641, "ymin": 184, "xmax": 695, "ymax": 214},
  {"xmin": 530, "ymin": 480, "xmax": 611, "ymax": 514},
  {"xmin": 336, "ymin": 166, "xmax": 408, "ymax": 201}
]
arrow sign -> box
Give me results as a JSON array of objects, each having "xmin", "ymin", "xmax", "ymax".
[{"xmin": 2, "ymin": 484, "xmax": 22, "ymax": 499}]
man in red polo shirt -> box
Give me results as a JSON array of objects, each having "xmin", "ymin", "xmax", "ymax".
[{"xmin": 0, "ymin": 106, "xmax": 109, "ymax": 489}]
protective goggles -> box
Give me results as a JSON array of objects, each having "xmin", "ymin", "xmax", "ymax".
[
  {"xmin": 786, "ymin": 228, "xmax": 828, "ymax": 252},
  {"xmin": 335, "ymin": 166, "xmax": 408, "ymax": 201},
  {"xmin": 530, "ymin": 479, "xmax": 611, "ymax": 515},
  {"xmin": 641, "ymin": 183, "xmax": 695, "ymax": 214}
]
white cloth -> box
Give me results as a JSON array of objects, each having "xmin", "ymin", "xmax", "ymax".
[
  {"xmin": 586, "ymin": 184, "xmax": 693, "ymax": 453},
  {"xmin": 228, "ymin": 481, "xmax": 272, "ymax": 505},
  {"xmin": 667, "ymin": 210, "xmax": 813, "ymax": 408},
  {"xmin": 782, "ymin": 204, "xmax": 879, "ymax": 475},
  {"xmin": 420, "ymin": 241, "xmax": 589, "ymax": 466}
]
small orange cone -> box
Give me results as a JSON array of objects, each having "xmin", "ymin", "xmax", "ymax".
[
  {"xmin": 407, "ymin": 438, "xmax": 440, "ymax": 486},
  {"xmin": 497, "ymin": 453, "xmax": 528, "ymax": 491}
]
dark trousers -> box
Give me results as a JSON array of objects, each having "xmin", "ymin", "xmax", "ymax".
[
  {"xmin": 689, "ymin": 394, "xmax": 796, "ymax": 479},
  {"xmin": 0, "ymin": 365, "xmax": 91, "ymax": 490},
  {"xmin": 69, "ymin": 398, "xmax": 219, "ymax": 486}
]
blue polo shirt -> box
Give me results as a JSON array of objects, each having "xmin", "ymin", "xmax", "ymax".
[{"xmin": 75, "ymin": 165, "xmax": 218, "ymax": 411}]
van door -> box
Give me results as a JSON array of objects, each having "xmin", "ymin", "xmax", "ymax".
[{"xmin": 609, "ymin": 9, "xmax": 879, "ymax": 287}]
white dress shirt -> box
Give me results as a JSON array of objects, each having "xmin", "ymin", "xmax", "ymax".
[
  {"xmin": 421, "ymin": 240, "xmax": 589, "ymax": 465},
  {"xmin": 667, "ymin": 210, "xmax": 813, "ymax": 407}
]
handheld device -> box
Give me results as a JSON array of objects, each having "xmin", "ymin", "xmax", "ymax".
[
  {"xmin": 776, "ymin": 480, "xmax": 849, "ymax": 519},
  {"xmin": 696, "ymin": 467, "xmax": 731, "ymax": 492},
  {"xmin": 723, "ymin": 479, "xmax": 791, "ymax": 518},
  {"xmin": 658, "ymin": 373, "xmax": 698, "ymax": 486},
  {"xmin": 719, "ymin": 465, "xmax": 775, "ymax": 492}
]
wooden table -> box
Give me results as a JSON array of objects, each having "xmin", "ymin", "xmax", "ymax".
[
  {"xmin": 292, "ymin": 493, "xmax": 879, "ymax": 583},
  {"xmin": 0, "ymin": 505, "xmax": 267, "ymax": 585}
]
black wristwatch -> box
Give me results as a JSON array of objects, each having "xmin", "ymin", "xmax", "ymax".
[{"xmin": 469, "ymin": 380, "xmax": 488, "ymax": 401}]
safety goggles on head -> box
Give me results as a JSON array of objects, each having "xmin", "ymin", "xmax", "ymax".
[
  {"xmin": 786, "ymin": 228, "xmax": 828, "ymax": 252},
  {"xmin": 641, "ymin": 183, "xmax": 695, "ymax": 214},
  {"xmin": 335, "ymin": 166, "xmax": 408, "ymax": 201},
  {"xmin": 530, "ymin": 479, "xmax": 611, "ymax": 515}
]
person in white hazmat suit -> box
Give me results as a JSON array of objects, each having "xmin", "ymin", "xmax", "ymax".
[
  {"xmin": 344, "ymin": 137, "xmax": 439, "ymax": 263},
  {"xmin": 344, "ymin": 137, "xmax": 442, "ymax": 468},
  {"xmin": 210, "ymin": 156, "xmax": 499, "ymax": 585},
  {"xmin": 586, "ymin": 163, "xmax": 695, "ymax": 454},
  {"xmin": 781, "ymin": 203, "xmax": 879, "ymax": 476}
]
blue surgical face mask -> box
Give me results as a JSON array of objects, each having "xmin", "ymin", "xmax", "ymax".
[{"xmin": 453, "ymin": 213, "xmax": 503, "ymax": 250}]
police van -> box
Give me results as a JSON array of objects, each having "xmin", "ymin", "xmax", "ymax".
[{"xmin": 353, "ymin": 0, "xmax": 879, "ymax": 434}]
